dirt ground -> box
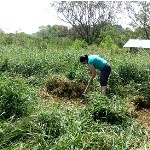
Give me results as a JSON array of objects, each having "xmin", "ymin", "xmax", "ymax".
[
  {"xmin": 136, "ymin": 109, "xmax": 150, "ymax": 130},
  {"xmin": 37, "ymin": 90, "xmax": 85, "ymax": 110},
  {"xmin": 135, "ymin": 109, "xmax": 150, "ymax": 149}
]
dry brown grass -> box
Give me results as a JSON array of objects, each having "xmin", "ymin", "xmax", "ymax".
[
  {"xmin": 131, "ymin": 95, "xmax": 150, "ymax": 110},
  {"xmin": 136, "ymin": 109, "xmax": 150, "ymax": 130},
  {"xmin": 37, "ymin": 90, "xmax": 86, "ymax": 112},
  {"xmin": 45, "ymin": 76, "xmax": 86, "ymax": 99}
]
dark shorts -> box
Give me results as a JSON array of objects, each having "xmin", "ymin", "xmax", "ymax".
[{"xmin": 99, "ymin": 63, "xmax": 111, "ymax": 86}]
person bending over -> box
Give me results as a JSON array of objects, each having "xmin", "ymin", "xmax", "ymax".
[{"xmin": 80, "ymin": 54, "xmax": 111, "ymax": 95}]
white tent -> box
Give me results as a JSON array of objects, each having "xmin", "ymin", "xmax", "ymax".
[{"xmin": 123, "ymin": 39, "xmax": 150, "ymax": 49}]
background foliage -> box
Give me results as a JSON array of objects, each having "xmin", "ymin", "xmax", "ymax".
[{"xmin": 0, "ymin": 3, "xmax": 150, "ymax": 148}]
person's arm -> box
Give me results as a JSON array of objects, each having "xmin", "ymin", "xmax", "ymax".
[{"xmin": 84, "ymin": 64, "xmax": 96, "ymax": 94}]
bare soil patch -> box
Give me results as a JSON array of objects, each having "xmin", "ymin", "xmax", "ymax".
[
  {"xmin": 136, "ymin": 109, "xmax": 150, "ymax": 130},
  {"xmin": 135, "ymin": 109, "xmax": 150, "ymax": 149},
  {"xmin": 37, "ymin": 90, "xmax": 85, "ymax": 110},
  {"xmin": 130, "ymin": 95, "xmax": 150, "ymax": 130}
]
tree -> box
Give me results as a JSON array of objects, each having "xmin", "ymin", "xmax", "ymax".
[
  {"xmin": 35, "ymin": 25, "xmax": 69, "ymax": 39},
  {"xmin": 51, "ymin": 1, "xmax": 119, "ymax": 44},
  {"xmin": 124, "ymin": 1, "xmax": 150, "ymax": 39}
]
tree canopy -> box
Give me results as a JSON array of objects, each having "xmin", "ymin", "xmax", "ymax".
[{"xmin": 51, "ymin": 1, "xmax": 120, "ymax": 44}]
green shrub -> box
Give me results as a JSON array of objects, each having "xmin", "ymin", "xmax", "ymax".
[
  {"xmin": 92, "ymin": 107, "xmax": 127, "ymax": 125},
  {"xmin": 0, "ymin": 123, "xmax": 4, "ymax": 142},
  {"xmin": 86, "ymin": 93, "xmax": 129, "ymax": 125},
  {"xmin": 99, "ymin": 35, "xmax": 118, "ymax": 51},
  {"xmin": 0, "ymin": 111, "xmax": 63, "ymax": 149},
  {"xmin": 108, "ymin": 65, "xmax": 150, "ymax": 98},
  {"xmin": 70, "ymin": 71, "xmax": 89, "ymax": 85},
  {"xmin": 0, "ymin": 58, "xmax": 10, "ymax": 72},
  {"xmin": 135, "ymin": 82, "xmax": 150, "ymax": 100},
  {"xmin": 118, "ymin": 63, "xmax": 140, "ymax": 84},
  {"xmin": 108, "ymin": 71, "xmax": 121, "ymax": 95},
  {"xmin": 72, "ymin": 39, "xmax": 88, "ymax": 49},
  {"xmin": 0, "ymin": 77, "xmax": 32, "ymax": 119},
  {"xmin": 138, "ymin": 68, "xmax": 150, "ymax": 83},
  {"xmin": 13, "ymin": 61, "xmax": 42, "ymax": 77},
  {"xmin": 51, "ymin": 132, "xmax": 113, "ymax": 150},
  {"xmin": 0, "ymin": 121, "xmax": 29, "ymax": 148},
  {"xmin": 66, "ymin": 71, "xmax": 76, "ymax": 80},
  {"xmin": 59, "ymin": 37, "xmax": 73, "ymax": 49},
  {"xmin": 37, "ymin": 111, "xmax": 63, "ymax": 141}
]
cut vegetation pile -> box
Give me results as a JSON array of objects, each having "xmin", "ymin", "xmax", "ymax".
[
  {"xmin": 131, "ymin": 95, "xmax": 150, "ymax": 110},
  {"xmin": 45, "ymin": 76, "xmax": 85, "ymax": 99}
]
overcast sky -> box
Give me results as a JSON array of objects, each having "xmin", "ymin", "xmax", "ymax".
[
  {"xmin": 0, "ymin": 0, "xmax": 70, "ymax": 34},
  {"xmin": 0, "ymin": 0, "xmax": 132, "ymax": 34}
]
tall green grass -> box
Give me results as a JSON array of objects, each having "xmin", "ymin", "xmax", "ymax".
[{"xmin": 0, "ymin": 43, "xmax": 150, "ymax": 149}]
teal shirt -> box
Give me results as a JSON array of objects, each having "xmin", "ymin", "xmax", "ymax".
[{"xmin": 88, "ymin": 55, "xmax": 107, "ymax": 70}]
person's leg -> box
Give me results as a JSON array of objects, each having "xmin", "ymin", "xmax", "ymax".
[
  {"xmin": 100, "ymin": 64, "xmax": 111, "ymax": 95},
  {"xmin": 101, "ymin": 86, "xmax": 107, "ymax": 95}
]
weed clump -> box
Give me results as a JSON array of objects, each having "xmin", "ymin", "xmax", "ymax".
[
  {"xmin": 45, "ymin": 76, "xmax": 85, "ymax": 98},
  {"xmin": 135, "ymin": 82, "xmax": 150, "ymax": 101},
  {"xmin": 92, "ymin": 108, "xmax": 126, "ymax": 125},
  {"xmin": 0, "ymin": 58, "xmax": 10, "ymax": 72},
  {"xmin": 0, "ymin": 77, "xmax": 32, "ymax": 119},
  {"xmin": 118, "ymin": 63, "xmax": 140, "ymax": 85},
  {"xmin": 0, "ymin": 111, "xmax": 63, "ymax": 149},
  {"xmin": 37, "ymin": 111, "xmax": 63, "ymax": 140}
]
